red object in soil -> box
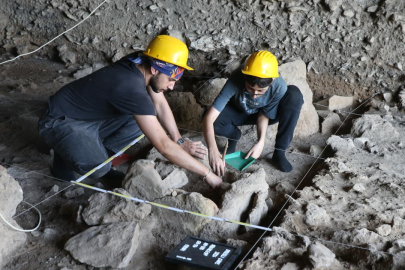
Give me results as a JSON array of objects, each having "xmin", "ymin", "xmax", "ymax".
[{"xmin": 111, "ymin": 154, "xmax": 133, "ymax": 167}]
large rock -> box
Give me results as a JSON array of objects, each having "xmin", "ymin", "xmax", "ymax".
[
  {"xmin": 352, "ymin": 114, "xmax": 400, "ymax": 144},
  {"xmin": 122, "ymin": 160, "xmax": 188, "ymax": 200},
  {"xmin": 326, "ymin": 135, "xmax": 355, "ymax": 153},
  {"xmin": 154, "ymin": 192, "xmax": 218, "ymax": 234},
  {"xmin": 65, "ymin": 222, "xmax": 140, "ymax": 268},
  {"xmin": 305, "ymin": 204, "xmax": 331, "ymax": 227},
  {"xmin": 307, "ymin": 242, "xmax": 336, "ymax": 268},
  {"xmin": 82, "ymin": 188, "xmax": 151, "ymax": 225},
  {"xmin": 315, "ymin": 95, "xmax": 354, "ymax": 111},
  {"xmin": 279, "ymin": 60, "xmax": 319, "ymax": 137},
  {"xmin": 0, "ymin": 166, "xmax": 27, "ymax": 267},
  {"xmin": 201, "ymin": 168, "xmax": 269, "ymax": 238},
  {"xmin": 321, "ymin": 112, "xmax": 342, "ymax": 136}
]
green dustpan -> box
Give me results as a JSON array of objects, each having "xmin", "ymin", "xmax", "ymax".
[{"xmin": 225, "ymin": 151, "xmax": 255, "ymax": 171}]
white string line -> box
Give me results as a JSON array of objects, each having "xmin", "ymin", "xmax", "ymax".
[
  {"xmin": 0, "ymin": 0, "xmax": 108, "ymax": 66},
  {"xmin": 0, "ymin": 161, "xmax": 72, "ymax": 183},
  {"xmin": 234, "ymin": 92, "xmax": 379, "ymax": 269},
  {"xmin": 0, "ymin": 201, "xmax": 41, "ymax": 232},
  {"xmin": 14, "ymin": 184, "xmax": 74, "ymax": 219},
  {"xmin": 176, "ymin": 127, "xmax": 327, "ymax": 160},
  {"xmin": 313, "ymin": 102, "xmax": 369, "ymax": 116}
]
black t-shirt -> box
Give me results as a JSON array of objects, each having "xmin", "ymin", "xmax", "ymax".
[{"xmin": 47, "ymin": 53, "xmax": 156, "ymax": 120}]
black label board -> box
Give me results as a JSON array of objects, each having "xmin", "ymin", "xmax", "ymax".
[{"xmin": 165, "ymin": 236, "xmax": 241, "ymax": 270}]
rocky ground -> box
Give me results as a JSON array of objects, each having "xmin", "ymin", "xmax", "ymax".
[{"xmin": 1, "ymin": 0, "xmax": 405, "ymax": 269}]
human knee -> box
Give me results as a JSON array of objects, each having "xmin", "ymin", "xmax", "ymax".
[
  {"xmin": 286, "ymin": 85, "xmax": 304, "ymax": 106},
  {"xmin": 76, "ymin": 162, "xmax": 111, "ymax": 178},
  {"xmin": 214, "ymin": 121, "xmax": 241, "ymax": 140}
]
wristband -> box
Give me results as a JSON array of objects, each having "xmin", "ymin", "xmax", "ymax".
[
  {"xmin": 177, "ymin": 138, "xmax": 185, "ymax": 145},
  {"xmin": 202, "ymin": 170, "xmax": 211, "ymax": 181}
]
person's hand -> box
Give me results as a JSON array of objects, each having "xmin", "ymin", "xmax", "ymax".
[
  {"xmin": 208, "ymin": 148, "xmax": 225, "ymax": 177},
  {"xmin": 204, "ymin": 171, "xmax": 222, "ymax": 189},
  {"xmin": 181, "ymin": 139, "xmax": 208, "ymax": 159},
  {"xmin": 246, "ymin": 142, "xmax": 264, "ymax": 159}
]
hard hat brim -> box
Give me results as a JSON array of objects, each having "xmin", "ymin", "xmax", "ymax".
[
  {"xmin": 241, "ymin": 69, "xmax": 279, "ymax": 78},
  {"xmin": 143, "ymin": 52, "xmax": 194, "ymax": 71}
]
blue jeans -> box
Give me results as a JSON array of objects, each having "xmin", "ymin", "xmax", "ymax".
[
  {"xmin": 213, "ymin": 85, "xmax": 304, "ymax": 151},
  {"xmin": 38, "ymin": 113, "xmax": 142, "ymax": 178}
]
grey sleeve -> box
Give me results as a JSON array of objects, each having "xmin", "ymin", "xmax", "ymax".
[
  {"xmin": 261, "ymin": 77, "xmax": 288, "ymax": 119},
  {"xmin": 211, "ymin": 75, "xmax": 240, "ymax": 112}
]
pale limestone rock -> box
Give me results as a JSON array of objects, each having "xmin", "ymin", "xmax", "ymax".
[
  {"xmin": 0, "ymin": 166, "xmax": 27, "ymax": 267},
  {"xmin": 154, "ymin": 192, "xmax": 218, "ymax": 235},
  {"xmin": 351, "ymin": 183, "xmax": 366, "ymax": 193},
  {"xmin": 201, "ymin": 168, "xmax": 268, "ymax": 238},
  {"xmin": 315, "ymin": 95, "xmax": 353, "ymax": 111},
  {"xmin": 310, "ymin": 145, "xmax": 323, "ymax": 157},
  {"xmin": 327, "ymin": 135, "xmax": 355, "ymax": 152},
  {"xmin": 123, "ymin": 160, "xmax": 188, "ymax": 200},
  {"xmin": 388, "ymin": 239, "xmax": 405, "ymax": 253},
  {"xmin": 65, "ymin": 222, "xmax": 140, "ymax": 268},
  {"xmin": 321, "ymin": 112, "xmax": 342, "ymax": 136},
  {"xmin": 376, "ymin": 224, "xmax": 392, "ymax": 236},
  {"xmin": 324, "ymin": 0, "xmax": 343, "ymax": 11},
  {"xmin": 352, "ymin": 115, "xmax": 400, "ymax": 144},
  {"xmin": 308, "ymin": 242, "xmax": 336, "ymax": 268},
  {"xmin": 82, "ymin": 188, "xmax": 151, "ymax": 225},
  {"xmin": 305, "ymin": 204, "xmax": 330, "ymax": 227},
  {"xmin": 73, "ymin": 67, "xmax": 93, "ymax": 79},
  {"xmin": 352, "ymin": 228, "xmax": 381, "ymax": 245},
  {"xmin": 279, "ymin": 60, "xmax": 319, "ymax": 137}
]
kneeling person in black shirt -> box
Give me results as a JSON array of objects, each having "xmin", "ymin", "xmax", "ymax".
[{"xmin": 38, "ymin": 35, "xmax": 222, "ymax": 188}]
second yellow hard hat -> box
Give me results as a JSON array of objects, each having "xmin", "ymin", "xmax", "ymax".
[
  {"xmin": 242, "ymin": 50, "xmax": 279, "ymax": 78},
  {"xmin": 143, "ymin": 35, "xmax": 194, "ymax": 70}
]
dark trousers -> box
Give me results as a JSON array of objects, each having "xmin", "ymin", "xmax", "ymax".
[
  {"xmin": 38, "ymin": 114, "xmax": 141, "ymax": 178},
  {"xmin": 213, "ymin": 85, "xmax": 304, "ymax": 150}
]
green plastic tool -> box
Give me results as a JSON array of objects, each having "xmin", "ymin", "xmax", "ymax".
[{"xmin": 225, "ymin": 151, "xmax": 255, "ymax": 171}]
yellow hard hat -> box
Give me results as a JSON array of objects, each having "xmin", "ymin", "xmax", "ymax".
[
  {"xmin": 143, "ymin": 35, "xmax": 194, "ymax": 70},
  {"xmin": 242, "ymin": 50, "xmax": 279, "ymax": 78}
]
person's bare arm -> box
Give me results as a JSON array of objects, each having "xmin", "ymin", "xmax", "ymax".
[
  {"xmin": 202, "ymin": 106, "xmax": 225, "ymax": 176},
  {"xmin": 147, "ymin": 86, "xmax": 207, "ymax": 159},
  {"xmin": 134, "ymin": 114, "xmax": 221, "ymax": 188},
  {"xmin": 246, "ymin": 111, "xmax": 269, "ymax": 159}
]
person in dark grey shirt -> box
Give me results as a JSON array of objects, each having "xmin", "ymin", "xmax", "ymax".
[
  {"xmin": 203, "ymin": 51, "xmax": 303, "ymax": 174},
  {"xmin": 39, "ymin": 35, "xmax": 222, "ymax": 188}
]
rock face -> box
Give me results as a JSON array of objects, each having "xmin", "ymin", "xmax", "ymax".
[
  {"xmin": 123, "ymin": 159, "xmax": 188, "ymax": 200},
  {"xmin": 65, "ymin": 222, "xmax": 140, "ymax": 268},
  {"xmin": 279, "ymin": 60, "xmax": 319, "ymax": 137},
  {"xmin": 201, "ymin": 168, "xmax": 269, "ymax": 238},
  {"xmin": 82, "ymin": 188, "xmax": 151, "ymax": 225},
  {"xmin": 0, "ymin": 166, "xmax": 27, "ymax": 267},
  {"xmin": 154, "ymin": 192, "xmax": 219, "ymax": 235},
  {"xmin": 165, "ymin": 92, "xmax": 204, "ymax": 131}
]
